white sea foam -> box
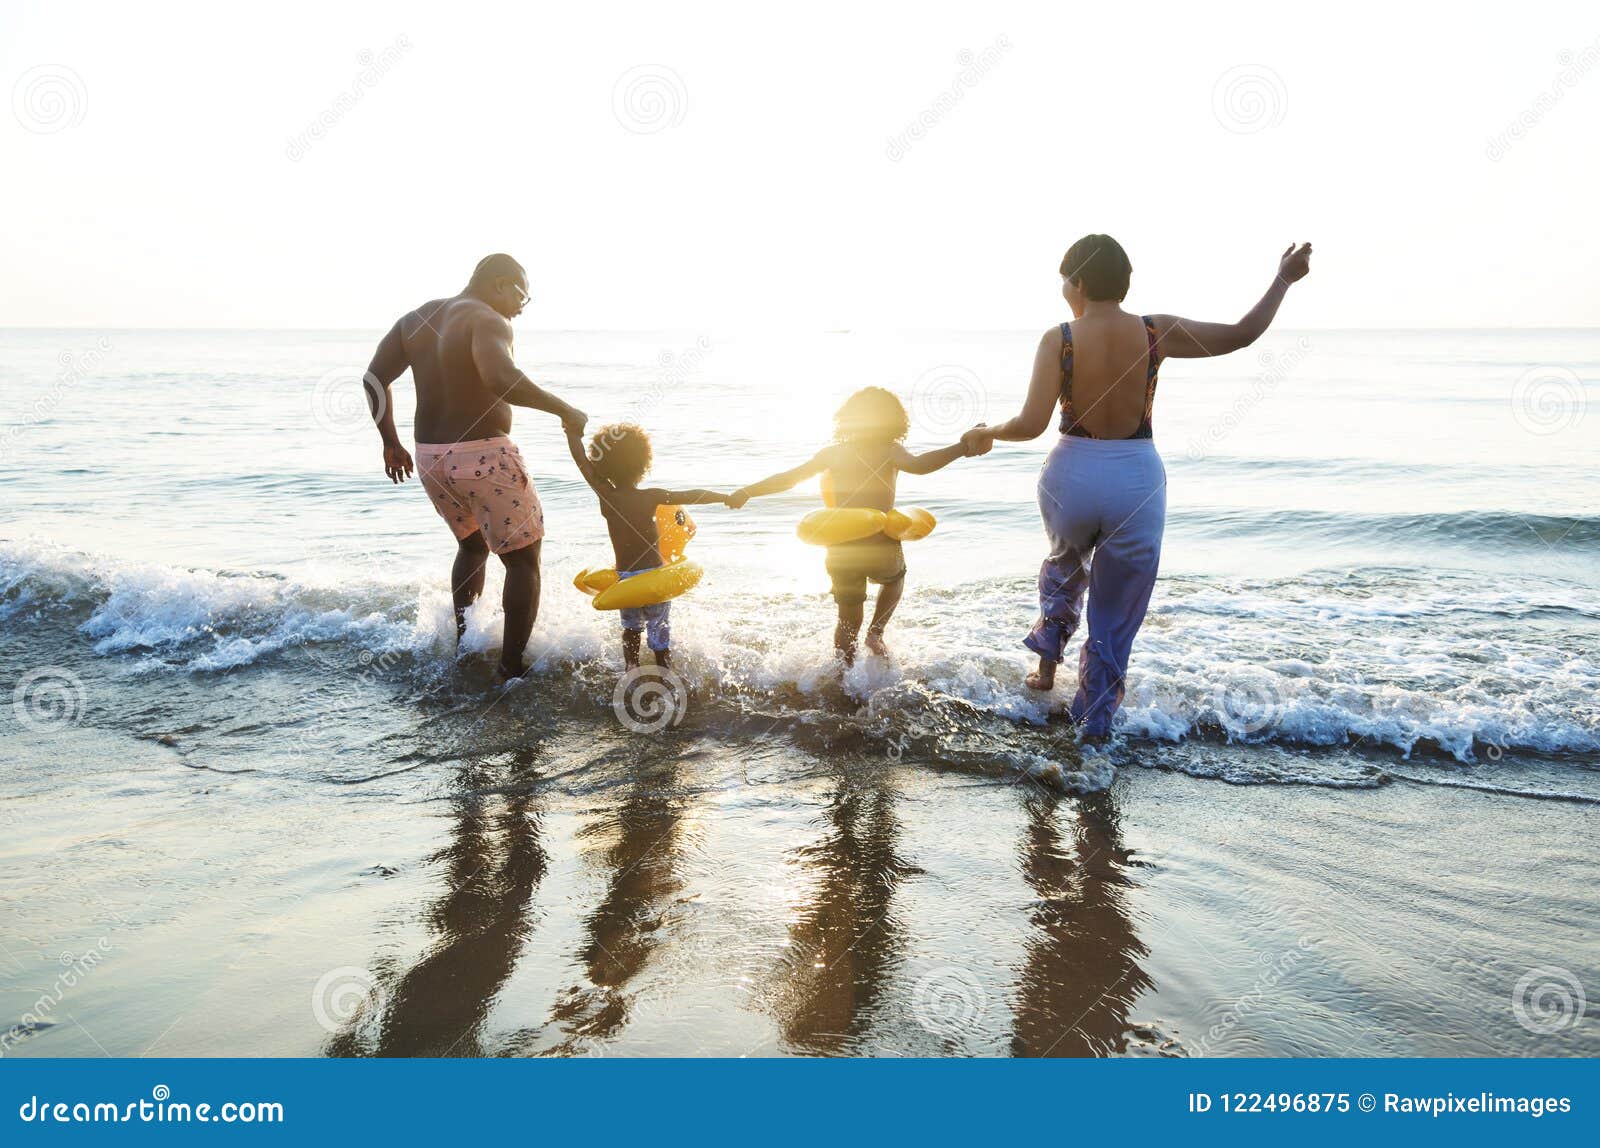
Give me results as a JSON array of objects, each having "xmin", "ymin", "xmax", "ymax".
[{"xmin": 3, "ymin": 541, "xmax": 1595, "ymax": 771}]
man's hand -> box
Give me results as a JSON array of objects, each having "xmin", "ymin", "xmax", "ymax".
[
  {"xmin": 383, "ymin": 442, "xmax": 414, "ymax": 484},
  {"xmin": 962, "ymin": 425, "xmax": 996, "ymax": 456},
  {"xmin": 1277, "ymin": 242, "xmax": 1313, "ymax": 284},
  {"xmin": 726, "ymin": 488, "xmax": 750, "ymax": 509}
]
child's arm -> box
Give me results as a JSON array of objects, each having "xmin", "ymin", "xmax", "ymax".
[
  {"xmin": 648, "ymin": 488, "xmax": 732, "ymax": 506},
  {"xmin": 563, "ymin": 425, "xmax": 606, "ymax": 493},
  {"xmin": 728, "ymin": 448, "xmax": 831, "ymax": 508},
  {"xmin": 893, "ymin": 441, "xmax": 970, "ymax": 476}
]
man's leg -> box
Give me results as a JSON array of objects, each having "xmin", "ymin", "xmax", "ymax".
[
  {"xmin": 452, "ymin": 532, "xmax": 491, "ymax": 643},
  {"xmin": 497, "ymin": 540, "xmax": 541, "ymax": 677}
]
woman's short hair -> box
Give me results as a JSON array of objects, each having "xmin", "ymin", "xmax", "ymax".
[{"xmin": 1060, "ymin": 234, "xmax": 1132, "ymax": 302}]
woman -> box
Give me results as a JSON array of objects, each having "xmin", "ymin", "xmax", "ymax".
[{"xmin": 963, "ymin": 235, "xmax": 1312, "ymax": 738}]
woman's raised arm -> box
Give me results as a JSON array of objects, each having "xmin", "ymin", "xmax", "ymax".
[{"xmin": 1151, "ymin": 242, "xmax": 1312, "ymax": 359}]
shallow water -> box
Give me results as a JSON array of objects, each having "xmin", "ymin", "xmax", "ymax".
[{"xmin": 1, "ymin": 326, "xmax": 1596, "ymax": 1056}]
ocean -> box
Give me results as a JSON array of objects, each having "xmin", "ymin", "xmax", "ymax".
[{"xmin": 2, "ymin": 326, "xmax": 1596, "ymax": 1057}]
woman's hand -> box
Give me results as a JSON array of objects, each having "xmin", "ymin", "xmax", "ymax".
[
  {"xmin": 726, "ymin": 488, "xmax": 750, "ymax": 509},
  {"xmin": 962, "ymin": 425, "xmax": 996, "ymax": 456},
  {"xmin": 1277, "ymin": 242, "xmax": 1313, "ymax": 284}
]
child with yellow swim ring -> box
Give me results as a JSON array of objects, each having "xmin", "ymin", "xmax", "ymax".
[
  {"xmin": 728, "ymin": 387, "xmax": 980, "ymax": 664},
  {"xmin": 565, "ymin": 423, "xmax": 732, "ymax": 669}
]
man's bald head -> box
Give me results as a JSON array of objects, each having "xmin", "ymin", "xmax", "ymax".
[{"xmin": 467, "ymin": 253, "xmax": 529, "ymax": 318}]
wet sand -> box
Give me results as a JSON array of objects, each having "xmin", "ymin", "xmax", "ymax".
[{"xmin": 3, "ymin": 720, "xmax": 1595, "ymax": 1058}]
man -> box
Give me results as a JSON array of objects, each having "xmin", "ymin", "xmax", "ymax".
[{"xmin": 362, "ymin": 253, "xmax": 586, "ymax": 679}]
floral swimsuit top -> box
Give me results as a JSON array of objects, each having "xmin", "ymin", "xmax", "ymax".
[{"xmin": 1059, "ymin": 315, "xmax": 1161, "ymax": 440}]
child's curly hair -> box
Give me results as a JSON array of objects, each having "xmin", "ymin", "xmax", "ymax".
[
  {"xmin": 833, "ymin": 386, "xmax": 910, "ymax": 443},
  {"xmin": 588, "ymin": 423, "xmax": 653, "ymax": 487}
]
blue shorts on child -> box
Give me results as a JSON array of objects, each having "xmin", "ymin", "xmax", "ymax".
[{"xmin": 618, "ymin": 567, "xmax": 672, "ymax": 652}]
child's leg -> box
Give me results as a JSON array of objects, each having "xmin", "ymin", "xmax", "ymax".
[
  {"xmin": 864, "ymin": 574, "xmax": 905, "ymax": 656},
  {"xmin": 644, "ymin": 604, "xmax": 672, "ymax": 669},
  {"xmin": 622, "ymin": 627, "xmax": 642, "ymax": 669},
  {"xmin": 834, "ymin": 599, "xmax": 865, "ymax": 665}
]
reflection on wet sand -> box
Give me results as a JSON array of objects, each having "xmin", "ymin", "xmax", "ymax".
[
  {"xmin": 762, "ymin": 767, "xmax": 918, "ymax": 1054},
  {"xmin": 1010, "ymin": 792, "xmax": 1151, "ymax": 1057},
  {"xmin": 327, "ymin": 753, "xmax": 547, "ymax": 1057},
  {"xmin": 542, "ymin": 755, "xmax": 687, "ymax": 1054}
]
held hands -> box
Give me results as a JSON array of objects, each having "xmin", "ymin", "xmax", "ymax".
[
  {"xmin": 383, "ymin": 442, "xmax": 414, "ymax": 484},
  {"xmin": 1277, "ymin": 242, "xmax": 1313, "ymax": 284},
  {"xmin": 561, "ymin": 406, "xmax": 588, "ymax": 436},
  {"xmin": 725, "ymin": 488, "xmax": 751, "ymax": 509},
  {"xmin": 961, "ymin": 425, "xmax": 996, "ymax": 457}
]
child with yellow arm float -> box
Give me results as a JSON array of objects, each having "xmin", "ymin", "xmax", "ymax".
[{"xmin": 728, "ymin": 387, "xmax": 982, "ymax": 665}]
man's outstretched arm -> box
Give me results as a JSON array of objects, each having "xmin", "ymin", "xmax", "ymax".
[
  {"xmin": 471, "ymin": 313, "xmax": 587, "ymax": 432},
  {"xmin": 365, "ymin": 320, "xmax": 413, "ymax": 483}
]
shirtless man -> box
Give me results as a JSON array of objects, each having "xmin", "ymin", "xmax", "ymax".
[{"xmin": 362, "ymin": 253, "xmax": 586, "ymax": 678}]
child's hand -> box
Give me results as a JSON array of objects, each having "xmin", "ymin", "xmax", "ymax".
[{"xmin": 726, "ymin": 488, "xmax": 750, "ymax": 509}]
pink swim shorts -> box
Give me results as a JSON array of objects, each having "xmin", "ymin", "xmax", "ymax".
[{"xmin": 415, "ymin": 436, "xmax": 544, "ymax": 554}]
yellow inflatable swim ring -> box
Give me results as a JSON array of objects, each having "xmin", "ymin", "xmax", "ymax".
[
  {"xmin": 572, "ymin": 505, "xmax": 703, "ymax": 609},
  {"xmin": 589, "ymin": 558, "xmax": 703, "ymax": 611},
  {"xmin": 797, "ymin": 506, "xmax": 936, "ymax": 546}
]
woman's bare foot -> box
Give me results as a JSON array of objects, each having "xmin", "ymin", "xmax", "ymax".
[
  {"xmin": 864, "ymin": 627, "xmax": 889, "ymax": 657},
  {"xmin": 1024, "ymin": 657, "xmax": 1057, "ymax": 691}
]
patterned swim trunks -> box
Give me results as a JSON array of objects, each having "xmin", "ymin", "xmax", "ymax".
[{"xmin": 415, "ymin": 436, "xmax": 544, "ymax": 554}]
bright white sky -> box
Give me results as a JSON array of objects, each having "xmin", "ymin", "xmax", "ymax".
[{"xmin": 3, "ymin": 0, "xmax": 1597, "ymax": 330}]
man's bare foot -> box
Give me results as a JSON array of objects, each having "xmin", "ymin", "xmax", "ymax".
[
  {"xmin": 1024, "ymin": 657, "xmax": 1057, "ymax": 691},
  {"xmin": 655, "ymin": 649, "xmax": 672, "ymax": 669},
  {"xmin": 497, "ymin": 660, "xmax": 528, "ymax": 682},
  {"xmin": 864, "ymin": 628, "xmax": 889, "ymax": 657}
]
